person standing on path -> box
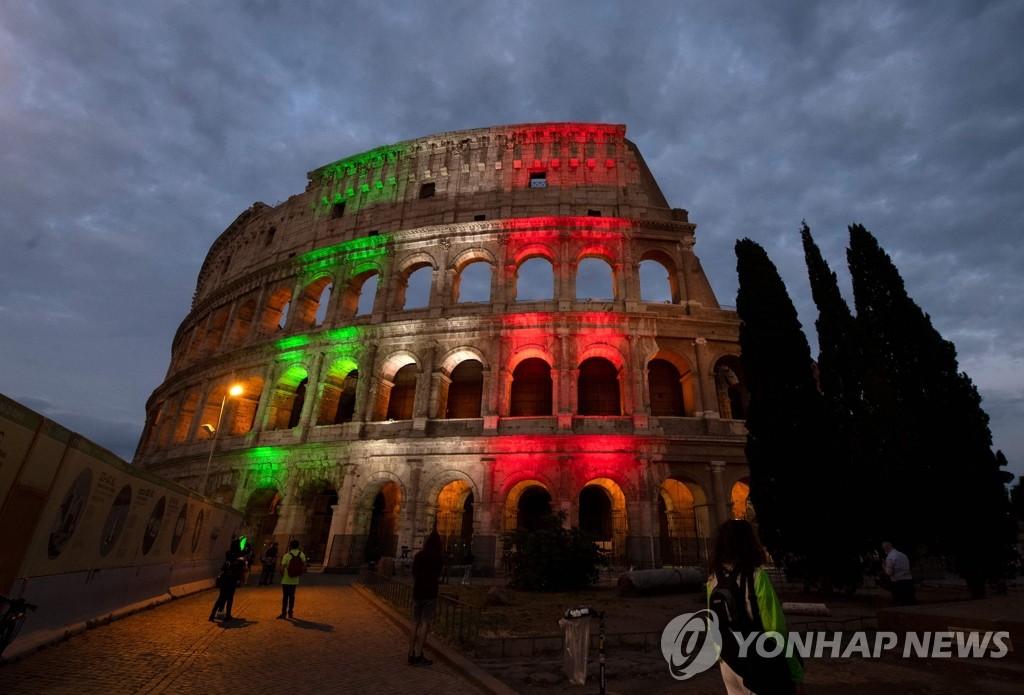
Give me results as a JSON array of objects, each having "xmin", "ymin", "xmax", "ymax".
[
  {"xmin": 209, "ymin": 554, "xmax": 246, "ymax": 622},
  {"xmin": 882, "ymin": 541, "xmax": 916, "ymax": 605},
  {"xmin": 260, "ymin": 541, "xmax": 279, "ymax": 585},
  {"xmin": 279, "ymin": 539, "xmax": 307, "ymax": 619},
  {"xmin": 408, "ymin": 530, "xmax": 443, "ymax": 666}
]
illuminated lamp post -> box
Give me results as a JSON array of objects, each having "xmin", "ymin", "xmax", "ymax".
[{"xmin": 201, "ymin": 384, "xmax": 243, "ymax": 496}]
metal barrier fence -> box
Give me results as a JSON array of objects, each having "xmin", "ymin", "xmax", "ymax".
[{"xmin": 359, "ymin": 569, "xmax": 481, "ymax": 648}]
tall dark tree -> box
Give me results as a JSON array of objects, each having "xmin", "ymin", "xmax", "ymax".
[
  {"xmin": 735, "ymin": 238, "xmax": 837, "ymax": 576},
  {"xmin": 800, "ymin": 224, "xmax": 875, "ymax": 584},
  {"xmin": 847, "ymin": 224, "xmax": 1013, "ymax": 596}
]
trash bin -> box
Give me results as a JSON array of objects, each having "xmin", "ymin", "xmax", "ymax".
[{"xmin": 560, "ymin": 606, "xmax": 593, "ymax": 686}]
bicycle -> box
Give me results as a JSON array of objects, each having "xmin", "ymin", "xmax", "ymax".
[{"xmin": 0, "ymin": 594, "xmax": 37, "ymax": 657}]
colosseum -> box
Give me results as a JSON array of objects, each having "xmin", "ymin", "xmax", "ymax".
[{"xmin": 133, "ymin": 122, "xmax": 751, "ymax": 573}]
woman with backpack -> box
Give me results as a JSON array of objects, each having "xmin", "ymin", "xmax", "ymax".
[
  {"xmin": 708, "ymin": 519, "xmax": 804, "ymax": 694},
  {"xmin": 278, "ymin": 539, "xmax": 306, "ymax": 619}
]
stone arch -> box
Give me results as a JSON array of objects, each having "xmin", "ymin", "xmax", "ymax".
[
  {"xmin": 647, "ymin": 350, "xmax": 696, "ymax": 417},
  {"xmin": 575, "ymin": 243, "xmax": 617, "ymax": 302},
  {"xmin": 730, "ymin": 478, "xmax": 753, "ymax": 522},
  {"xmin": 638, "ymin": 249, "xmax": 680, "ymax": 304},
  {"xmin": 353, "ymin": 475, "xmax": 404, "ymax": 560},
  {"xmin": 370, "ymin": 351, "xmax": 419, "ymax": 421},
  {"xmin": 394, "ymin": 252, "xmax": 438, "ymax": 310},
  {"xmin": 297, "ymin": 479, "xmax": 339, "ymax": 564},
  {"xmin": 340, "ymin": 267, "xmax": 381, "ymax": 317},
  {"xmin": 577, "ymin": 356, "xmax": 621, "ymax": 416},
  {"xmin": 317, "ymin": 356, "xmax": 359, "ymax": 425},
  {"xmin": 503, "ymin": 479, "xmax": 554, "ymax": 532},
  {"xmin": 227, "ymin": 373, "xmax": 263, "ymax": 435},
  {"xmin": 243, "ymin": 487, "xmax": 281, "ymax": 560},
  {"xmin": 509, "ymin": 356, "xmax": 553, "ymax": 417},
  {"xmin": 513, "ymin": 245, "xmax": 556, "ymax": 302},
  {"xmin": 431, "ymin": 479, "xmax": 476, "ymax": 561},
  {"xmin": 714, "ymin": 354, "xmax": 748, "ymax": 419},
  {"xmin": 268, "ymin": 364, "xmax": 310, "ymax": 430},
  {"xmin": 259, "ymin": 285, "xmax": 293, "ymax": 334},
  {"xmin": 578, "ymin": 477, "xmax": 628, "ymax": 563},
  {"xmin": 172, "ymin": 390, "xmax": 201, "ymax": 444},
  {"xmin": 658, "ymin": 476, "xmax": 711, "ymax": 566},
  {"xmin": 202, "ymin": 306, "xmax": 230, "ymax": 356},
  {"xmin": 228, "ymin": 295, "xmax": 258, "ymax": 345},
  {"xmin": 294, "ymin": 274, "xmax": 335, "ymax": 327}
]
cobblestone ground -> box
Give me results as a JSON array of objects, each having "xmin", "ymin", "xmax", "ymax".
[{"xmin": 0, "ymin": 574, "xmax": 490, "ymax": 695}]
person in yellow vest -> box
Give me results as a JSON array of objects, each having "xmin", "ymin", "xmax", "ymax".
[{"xmin": 278, "ymin": 539, "xmax": 307, "ymax": 619}]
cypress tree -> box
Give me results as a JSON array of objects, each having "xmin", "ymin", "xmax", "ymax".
[
  {"xmin": 800, "ymin": 224, "xmax": 874, "ymax": 586},
  {"xmin": 735, "ymin": 238, "xmax": 834, "ymax": 576},
  {"xmin": 847, "ymin": 224, "xmax": 1013, "ymax": 596}
]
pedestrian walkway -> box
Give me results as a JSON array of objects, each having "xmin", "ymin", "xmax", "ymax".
[{"xmin": 0, "ymin": 574, "xmax": 494, "ymax": 694}]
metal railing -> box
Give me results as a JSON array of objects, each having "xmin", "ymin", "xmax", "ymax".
[{"xmin": 359, "ymin": 569, "xmax": 481, "ymax": 648}]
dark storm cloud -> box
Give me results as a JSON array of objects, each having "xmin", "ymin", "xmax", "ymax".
[{"xmin": 1, "ymin": 1, "xmax": 1021, "ymax": 476}]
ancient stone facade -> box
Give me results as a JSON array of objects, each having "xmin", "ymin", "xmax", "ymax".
[{"xmin": 133, "ymin": 123, "xmax": 751, "ymax": 572}]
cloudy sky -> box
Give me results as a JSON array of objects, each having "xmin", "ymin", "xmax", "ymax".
[{"xmin": 2, "ymin": 1, "xmax": 1022, "ymax": 478}]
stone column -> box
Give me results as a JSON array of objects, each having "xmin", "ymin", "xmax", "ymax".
[
  {"xmin": 709, "ymin": 461, "xmax": 729, "ymax": 528},
  {"xmin": 693, "ymin": 337, "xmax": 715, "ymax": 416},
  {"xmin": 324, "ymin": 465, "xmax": 357, "ymax": 567}
]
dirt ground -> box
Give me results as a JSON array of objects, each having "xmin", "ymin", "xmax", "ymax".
[{"xmin": 441, "ymin": 579, "xmax": 1024, "ymax": 694}]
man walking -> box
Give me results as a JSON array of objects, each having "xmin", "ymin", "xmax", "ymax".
[
  {"xmin": 881, "ymin": 541, "xmax": 916, "ymax": 605},
  {"xmin": 279, "ymin": 539, "xmax": 307, "ymax": 618}
]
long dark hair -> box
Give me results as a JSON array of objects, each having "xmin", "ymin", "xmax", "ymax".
[{"xmin": 710, "ymin": 519, "xmax": 766, "ymax": 575}]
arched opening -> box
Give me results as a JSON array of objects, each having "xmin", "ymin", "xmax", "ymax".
[
  {"xmin": 510, "ymin": 357, "xmax": 552, "ymax": 416},
  {"xmin": 579, "ymin": 478, "xmax": 628, "ymax": 564},
  {"xmin": 516, "ymin": 486, "xmax": 552, "ymax": 531},
  {"xmin": 658, "ymin": 477, "xmax": 709, "ymax": 566},
  {"xmin": 579, "ymin": 485, "xmax": 612, "ymax": 540},
  {"xmin": 259, "ymin": 286, "xmax": 293, "ymax": 334},
  {"xmin": 268, "ymin": 366, "xmax": 309, "ymax": 430},
  {"xmin": 365, "ymin": 482, "xmax": 401, "ymax": 561},
  {"xmin": 172, "ymin": 391, "xmax": 200, "ymax": 444},
  {"xmin": 295, "ymin": 276, "xmax": 333, "ymax": 327},
  {"xmin": 317, "ymin": 358, "xmax": 359, "ymax": 426},
  {"xmin": 445, "ymin": 360, "xmax": 483, "ymax": 418},
  {"xmin": 577, "ymin": 357, "xmax": 620, "ymax": 415},
  {"xmin": 715, "ymin": 356, "xmax": 748, "ymax": 419},
  {"xmin": 245, "ymin": 488, "xmax": 281, "ymax": 558},
  {"xmin": 203, "ymin": 307, "xmax": 230, "ymax": 356},
  {"xmin": 436, "ymin": 480, "xmax": 475, "ymax": 562},
  {"xmin": 455, "ymin": 261, "xmax": 491, "ymax": 303},
  {"xmin": 576, "ymin": 257, "xmax": 614, "ymax": 301},
  {"xmin": 515, "ymin": 257, "xmax": 554, "ymax": 301},
  {"xmin": 639, "ymin": 258, "xmax": 674, "ymax": 303},
  {"xmin": 228, "ymin": 296, "xmax": 257, "ymax": 345},
  {"xmin": 341, "ymin": 271, "xmax": 379, "ymax": 317},
  {"xmin": 385, "ymin": 364, "xmax": 418, "ymax": 420},
  {"xmin": 504, "ymin": 480, "xmax": 553, "ymax": 533},
  {"xmin": 304, "ymin": 484, "xmax": 338, "ymax": 565},
  {"xmin": 226, "ymin": 375, "xmax": 263, "ymax": 435},
  {"xmin": 648, "ymin": 357, "xmax": 694, "ymax": 416},
  {"xmin": 731, "ymin": 479, "xmax": 753, "ymax": 521},
  {"xmin": 401, "ymin": 264, "xmax": 433, "ymax": 310}
]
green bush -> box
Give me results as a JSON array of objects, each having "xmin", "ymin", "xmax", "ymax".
[{"xmin": 502, "ymin": 511, "xmax": 603, "ymax": 591}]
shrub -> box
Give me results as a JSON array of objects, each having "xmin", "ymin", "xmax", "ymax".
[{"xmin": 502, "ymin": 511, "xmax": 602, "ymax": 591}]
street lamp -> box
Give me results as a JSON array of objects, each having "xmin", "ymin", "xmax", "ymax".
[{"xmin": 201, "ymin": 384, "xmax": 243, "ymax": 496}]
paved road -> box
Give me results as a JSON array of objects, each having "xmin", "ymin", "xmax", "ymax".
[{"xmin": 1, "ymin": 574, "xmax": 493, "ymax": 694}]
